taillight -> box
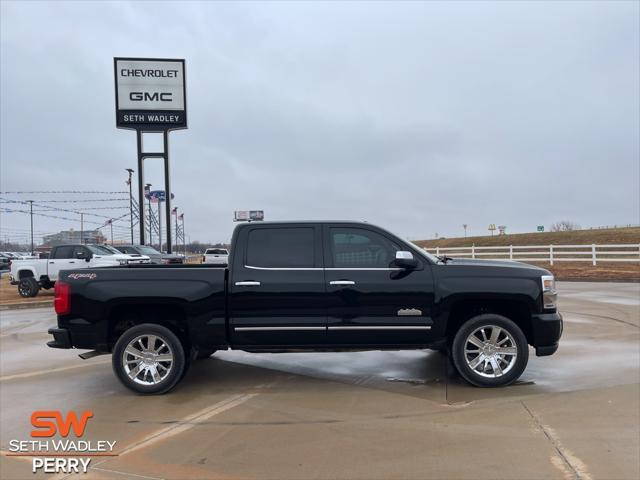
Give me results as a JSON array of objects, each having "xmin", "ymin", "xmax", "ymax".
[{"xmin": 54, "ymin": 282, "xmax": 71, "ymax": 315}]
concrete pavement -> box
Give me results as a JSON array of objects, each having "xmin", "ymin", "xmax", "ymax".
[{"xmin": 1, "ymin": 282, "xmax": 638, "ymax": 479}]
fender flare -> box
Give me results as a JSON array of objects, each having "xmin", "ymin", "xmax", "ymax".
[{"xmin": 15, "ymin": 266, "xmax": 38, "ymax": 280}]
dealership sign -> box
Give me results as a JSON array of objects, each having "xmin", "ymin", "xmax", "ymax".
[
  {"xmin": 114, "ymin": 57, "xmax": 187, "ymax": 130},
  {"xmin": 234, "ymin": 210, "xmax": 265, "ymax": 222}
]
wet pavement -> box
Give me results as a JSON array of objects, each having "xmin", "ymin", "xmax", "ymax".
[{"xmin": 0, "ymin": 282, "xmax": 638, "ymax": 479}]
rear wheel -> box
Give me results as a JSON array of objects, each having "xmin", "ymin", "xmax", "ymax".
[
  {"xmin": 18, "ymin": 277, "xmax": 39, "ymax": 298},
  {"xmin": 451, "ymin": 314, "xmax": 528, "ymax": 387},
  {"xmin": 112, "ymin": 324, "xmax": 185, "ymax": 394}
]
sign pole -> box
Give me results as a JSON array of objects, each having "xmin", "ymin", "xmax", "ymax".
[
  {"xmin": 136, "ymin": 130, "xmax": 146, "ymax": 245},
  {"xmin": 164, "ymin": 130, "xmax": 172, "ymax": 254},
  {"xmin": 115, "ymin": 57, "xmax": 187, "ymax": 252}
]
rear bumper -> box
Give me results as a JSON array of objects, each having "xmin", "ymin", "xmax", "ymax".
[
  {"xmin": 47, "ymin": 327, "xmax": 72, "ymax": 349},
  {"xmin": 532, "ymin": 312, "xmax": 563, "ymax": 356}
]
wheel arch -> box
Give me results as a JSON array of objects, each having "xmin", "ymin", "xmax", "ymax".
[
  {"xmin": 445, "ymin": 297, "xmax": 534, "ymax": 345},
  {"xmin": 16, "ymin": 267, "xmax": 37, "ymax": 280},
  {"xmin": 106, "ymin": 302, "xmax": 190, "ymax": 352}
]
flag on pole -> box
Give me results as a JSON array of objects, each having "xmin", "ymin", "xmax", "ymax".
[
  {"xmin": 104, "ymin": 219, "xmax": 112, "ymax": 226},
  {"xmin": 172, "ymin": 207, "xmax": 178, "ymax": 215},
  {"xmin": 125, "ymin": 178, "xmax": 131, "ymax": 186},
  {"xmin": 178, "ymin": 213, "xmax": 184, "ymax": 220}
]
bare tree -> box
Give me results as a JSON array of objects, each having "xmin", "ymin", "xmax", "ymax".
[{"xmin": 550, "ymin": 220, "xmax": 581, "ymax": 232}]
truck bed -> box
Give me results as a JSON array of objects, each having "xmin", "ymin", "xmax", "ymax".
[{"xmin": 54, "ymin": 265, "xmax": 228, "ymax": 352}]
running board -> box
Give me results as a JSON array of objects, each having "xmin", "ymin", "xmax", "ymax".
[{"xmin": 78, "ymin": 350, "xmax": 108, "ymax": 360}]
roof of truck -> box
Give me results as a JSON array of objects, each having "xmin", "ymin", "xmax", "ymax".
[{"xmin": 234, "ymin": 220, "xmax": 369, "ymax": 225}]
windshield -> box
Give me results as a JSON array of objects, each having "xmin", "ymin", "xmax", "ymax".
[
  {"xmin": 86, "ymin": 245, "xmax": 118, "ymax": 255},
  {"xmin": 206, "ymin": 249, "xmax": 228, "ymax": 254}
]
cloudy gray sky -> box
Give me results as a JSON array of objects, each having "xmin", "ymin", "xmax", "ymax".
[{"xmin": 1, "ymin": 0, "xmax": 639, "ymax": 245}]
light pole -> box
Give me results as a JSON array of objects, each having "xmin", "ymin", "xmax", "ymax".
[
  {"xmin": 27, "ymin": 200, "xmax": 34, "ymax": 255},
  {"xmin": 157, "ymin": 198, "xmax": 162, "ymax": 252},
  {"xmin": 145, "ymin": 184, "xmax": 152, "ymax": 246},
  {"xmin": 126, "ymin": 168, "xmax": 134, "ymax": 244},
  {"xmin": 181, "ymin": 213, "xmax": 186, "ymax": 258},
  {"xmin": 173, "ymin": 207, "xmax": 178, "ymax": 253},
  {"xmin": 80, "ymin": 213, "xmax": 84, "ymax": 244},
  {"xmin": 463, "ymin": 224, "xmax": 468, "ymax": 238}
]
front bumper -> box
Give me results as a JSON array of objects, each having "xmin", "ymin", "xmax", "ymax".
[
  {"xmin": 47, "ymin": 327, "xmax": 72, "ymax": 349},
  {"xmin": 532, "ymin": 312, "xmax": 563, "ymax": 356}
]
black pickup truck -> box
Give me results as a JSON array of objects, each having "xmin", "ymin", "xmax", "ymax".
[{"xmin": 48, "ymin": 221, "xmax": 562, "ymax": 394}]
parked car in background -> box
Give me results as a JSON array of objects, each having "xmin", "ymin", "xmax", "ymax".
[
  {"xmin": 0, "ymin": 252, "xmax": 11, "ymax": 270},
  {"xmin": 115, "ymin": 245, "xmax": 184, "ymax": 264},
  {"xmin": 203, "ymin": 248, "xmax": 229, "ymax": 265},
  {"xmin": 10, "ymin": 244, "xmax": 151, "ymax": 297}
]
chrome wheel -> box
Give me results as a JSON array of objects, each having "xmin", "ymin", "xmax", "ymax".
[
  {"xmin": 122, "ymin": 334, "xmax": 174, "ymax": 386},
  {"xmin": 464, "ymin": 325, "xmax": 518, "ymax": 378}
]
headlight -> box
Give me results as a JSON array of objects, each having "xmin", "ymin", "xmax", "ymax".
[{"xmin": 541, "ymin": 275, "xmax": 557, "ymax": 309}]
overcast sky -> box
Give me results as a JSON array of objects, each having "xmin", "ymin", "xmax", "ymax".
[{"xmin": 1, "ymin": 0, "xmax": 638, "ymax": 245}]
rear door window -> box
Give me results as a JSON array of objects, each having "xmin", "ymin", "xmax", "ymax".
[
  {"xmin": 52, "ymin": 246, "xmax": 74, "ymax": 259},
  {"xmin": 246, "ymin": 228, "xmax": 314, "ymax": 268}
]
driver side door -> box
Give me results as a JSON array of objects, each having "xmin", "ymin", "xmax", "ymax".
[{"xmin": 324, "ymin": 225, "xmax": 435, "ymax": 346}]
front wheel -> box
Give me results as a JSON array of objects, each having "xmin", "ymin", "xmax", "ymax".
[
  {"xmin": 18, "ymin": 277, "xmax": 39, "ymax": 298},
  {"xmin": 451, "ymin": 314, "xmax": 529, "ymax": 387},
  {"xmin": 112, "ymin": 324, "xmax": 186, "ymax": 394}
]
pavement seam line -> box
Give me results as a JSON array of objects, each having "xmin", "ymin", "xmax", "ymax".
[
  {"xmin": 0, "ymin": 359, "xmax": 110, "ymax": 381},
  {"xmin": 521, "ymin": 400, "xmax": 592, "ymax": 480},
  {"xmin": 562, "ymin": 309, "xmax": 639, "ymax": 329},
  {"xmin": 117, "ymin": 392, "xmax": 258, "ymax": 456},
  {"xmin": 90, "ymin": 466, "xmax": 165, "ymax": 480}
]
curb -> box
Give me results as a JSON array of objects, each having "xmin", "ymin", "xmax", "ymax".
[{"xmin": 0, "ymin": 301, "xmax": 52, "ymax": 311}]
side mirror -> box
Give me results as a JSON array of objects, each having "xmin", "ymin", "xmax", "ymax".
[{"xmin": 395, "ymin": 251, "xmax": 418, "ymax": 269}]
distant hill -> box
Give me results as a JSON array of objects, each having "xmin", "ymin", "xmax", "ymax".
[{"xmin": 414, "ymin": 227, "xmax": 640, "ymax": 248}]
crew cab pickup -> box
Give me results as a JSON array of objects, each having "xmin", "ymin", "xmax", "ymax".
[
  {"xmin": 47, "ymin": 221, "xmax": 562, "ymax": 394},
  {"xmin": 11, "ymin": 244, "xmax": 150, "ymax": 297}
]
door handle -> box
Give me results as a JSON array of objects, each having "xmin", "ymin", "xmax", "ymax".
[
  {"xmin": 329, "ymin": 280, "xmax": 355, "ymax": 286},
  {"xmin": 69, "ymin": 261, "xmax": 75, "ymax": 263},
  {"xmin": 235, "ymin": 281, "xmax": 261, "ymax": 286}
]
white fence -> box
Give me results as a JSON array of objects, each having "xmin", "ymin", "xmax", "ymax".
[{"xmin": 423, "ymin": 244, "xmax": 640, "ymax": 266}]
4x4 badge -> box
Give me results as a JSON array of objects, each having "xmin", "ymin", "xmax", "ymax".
[{"xmin": 397, "ymin": 308, "xmax": 422, "ymax": 316}]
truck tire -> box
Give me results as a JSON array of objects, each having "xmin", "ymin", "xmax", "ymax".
[
  {"xmin": 18, "ymin": 277, "xmax": 39, "ymax": 298},
  {"xmin": 451, "ymin": 314, "xmax": 528, "ymax": 388},
  {"xmin": 112, "ymin": 324, "xmax": 186, "ymax": 394},
  {"xmin": 196, "ymin": 348, "xmax": 217, "ymax": 360}
]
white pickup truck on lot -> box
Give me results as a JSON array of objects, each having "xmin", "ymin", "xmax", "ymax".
[
  {"xmin": 202, "ymin": 248, "xmax": 229, "ymax": 265},
  {"xmin": 10, "ymin": 244, "xmax": 150, "ymax": 297}
]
